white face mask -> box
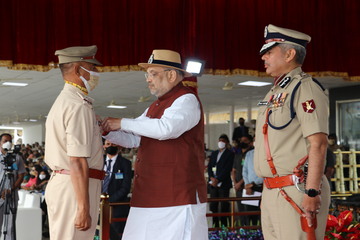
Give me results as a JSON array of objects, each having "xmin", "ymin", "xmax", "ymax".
[
  {"xmin": 2, "ymin": 141, "xmax": 12, "ymax": 151},
  {"xmin": 218, "ymin": 141, "xmax": 226, "ymax": 149},
  {"xmin": 80, "ymin": 66, "xmax": 100, "ymax": 92},
  {"xmin": 39, "ymin": 174, "xmax": 46, "ymax": 180}
]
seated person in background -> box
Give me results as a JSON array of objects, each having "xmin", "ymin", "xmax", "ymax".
[
  {"xmin": 20, "ymin": 174, "xmax": 30, "ymax": 188},
  {"xmin": 21, "ymin": 165, "xmax": 43, "ymax": 190},
  {"xmin": 34, "ymin": 169, "xmax": 50, "ymax": 192}
]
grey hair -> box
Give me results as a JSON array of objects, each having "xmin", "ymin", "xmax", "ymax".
[
  {"xmin": 278, "ymin": 43, "xmax": 307, "ymax": 65},
  {"xmin": 59, "ymin": 62, "xmax": 75, "ymax": 76}
]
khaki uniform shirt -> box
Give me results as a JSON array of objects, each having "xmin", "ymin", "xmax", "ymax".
[
  {"xmin": 254, "ymin": 67, "xmax": 329, "ymax": 177},
  {"xmin": 45, "ymin": 84, "xmax": 103, "ymax": 171}
]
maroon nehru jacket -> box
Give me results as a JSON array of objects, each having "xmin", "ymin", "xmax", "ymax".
[{"xmin": 131, "ymin": 83, "xmax": 207, "ymax": 207}]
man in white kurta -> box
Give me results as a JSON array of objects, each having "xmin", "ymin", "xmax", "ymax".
[{"xmin": 102, "ymin": 49, "xmax": 208, "ymax": 240}]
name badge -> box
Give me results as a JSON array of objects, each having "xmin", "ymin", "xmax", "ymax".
[{"xmin": 115, "ymin": 171, "xmax": 124, "ymax": 179}]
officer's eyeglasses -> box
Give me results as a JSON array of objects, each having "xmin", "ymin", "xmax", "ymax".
[{"xmin": 144, "ymin": 69, "xmax": 172, "ymax": 79}]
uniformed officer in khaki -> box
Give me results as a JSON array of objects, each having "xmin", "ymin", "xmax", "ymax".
[
  {"xmin": 45, "ymin": 45, "xmax": 104, "ymax": 240},
  {"xmin": 254, "ymin": 25, "xmax": 330, "ymax": 239}
]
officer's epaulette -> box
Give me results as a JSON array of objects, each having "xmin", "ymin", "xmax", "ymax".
[{"xmin": 76, "ymin": 92, "xmax": 94, "ymax": 105}]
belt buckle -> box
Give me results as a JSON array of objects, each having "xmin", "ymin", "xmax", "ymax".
[{"xmin": 292, "ymin": 175, "xmax": 305, "ymax": 193}]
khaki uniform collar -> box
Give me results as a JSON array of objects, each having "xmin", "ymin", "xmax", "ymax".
[
  {"xmin": 272, "ymin": 67, "xmax": 304, "ymax": 90},
  {"xmin": 64, "ymin": 84, "xmax": 94, "ymax": 105}
]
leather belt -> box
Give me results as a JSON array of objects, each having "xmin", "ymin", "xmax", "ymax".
[
  {"xmin": 54, "ymin": 168, "xmax": 106, "ymax": 180},
  {"xmin": 263, "ymin": 108, "xmax": 316, "ymax": 240},
  {"xmin": 264, "ymin": 174, "xmax": 295, "ymax": 189}
]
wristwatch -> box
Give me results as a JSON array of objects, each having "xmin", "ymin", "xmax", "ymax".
[{"xmin": 305, "ymin": 188, "xmax": 321, "ymax": 197}]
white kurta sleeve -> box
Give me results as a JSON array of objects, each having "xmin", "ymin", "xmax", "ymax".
[
  {"xmin": 121, "ymin": 93, "xmax": 200, "ymax": 140},
  {"xmin": 103, "ymin": 109, "xmax": 150, "ymax": 148},
  {"xmin": 104, "ymin": 131, "xmax": 141, "ymax": 148}
]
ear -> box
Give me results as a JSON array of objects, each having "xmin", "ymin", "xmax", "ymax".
[
  {"xmin": 285, "ymin": 48, "xmax": 296, "ymax": 63},
  {"xmin": 167, "ymin": 70, "xmax": 178, "ymax": 83},
  {"xmin": 73, "ymin": 63, "xmax": 81, "ymax": 76}
]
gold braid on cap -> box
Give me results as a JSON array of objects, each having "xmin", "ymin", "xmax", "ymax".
[{"xmin": 65, "ymin": 80, "xmax": 88, "ymax": 95}]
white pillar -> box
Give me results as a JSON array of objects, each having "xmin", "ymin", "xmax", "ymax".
[
  {"xmin": 204, "ymin": 112, "xmax": 210, "ymax": 149},
  {"xmin": 247, "ymin": 103, "xmax": 252, "ymax": 123},
  {"xmin": 229, "ymin": 106, "xmax": 234, "ymax": 141}
]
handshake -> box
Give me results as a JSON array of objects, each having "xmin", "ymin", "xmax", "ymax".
[{"xmin": 96, "ymin": 116, "xmax": 122, "ymax": 135}]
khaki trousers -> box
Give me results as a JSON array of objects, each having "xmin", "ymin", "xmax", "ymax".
[
  {"xmin": 45, "ymin": 173, "xmax": 101, "ymax": 240},
  {"xmin": 261, "ymin": 175, "xmax": 330, "ymax": 240}
]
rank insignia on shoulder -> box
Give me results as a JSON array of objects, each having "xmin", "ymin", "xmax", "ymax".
[
  {"xmin": 279, "ymin": 77, "xmax": 291, "ymax": 88},
  {"xmin": 76, "ymin": 92, "xmax": 94, "ymax": 106},
  {"xmin": 302, "ymin": 99, "xmax": 316, "ymax": 113},
  {"xmin": 300, "ymin": 72, "xmax": 307, "ymax": 77}
]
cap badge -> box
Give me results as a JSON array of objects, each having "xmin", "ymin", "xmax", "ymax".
[
  {"xmin": 302, "ymin": 99, "xmax": 316, "ymax": 113},
  {"xmin": 81, "ymin": 55, "xmax": 95, "ymax": 60},
  {"xmin": 264, "ymin": 26, "xmax": 268, "ymax": 38},
  {"xmin": 148, "ymin": 54, "xmax": 154, "ymax": 64}
]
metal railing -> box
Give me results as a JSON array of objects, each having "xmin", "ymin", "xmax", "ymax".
[
  {"xmin": 332, "ymin": 150, "xmax": 360, "ymax": 194},
  {"xmin": 97, "ymin": 196, "xmax": 261, "ymax": 240}
]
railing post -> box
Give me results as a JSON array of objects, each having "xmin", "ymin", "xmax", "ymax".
[
  {"xmin": 100, "ymin": 195, "xmax": 110, "ymax": 240},
  {"xmin": 350, "ymin": 149, "xmax": 358, "ymax": 193},
  {"xmin": 349, "ymin": 150, "xmax": 354, "ymax": 192},
  {"xmin": 231, "ymin": 200, "xmax": 235, "ymax": 229},
  {"xmin": 335, "ymin": 151, "xmax": 345, "ymax": 193}
]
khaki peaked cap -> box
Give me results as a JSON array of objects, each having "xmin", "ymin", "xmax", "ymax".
[{"xmin": 55, "ymin": 45, "xmax": 102, "ymax": 65}]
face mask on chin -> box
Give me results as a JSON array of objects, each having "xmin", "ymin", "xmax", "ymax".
[{"xmin": 80, "ymin": 66, "xmax": 100, "ymax": 92}]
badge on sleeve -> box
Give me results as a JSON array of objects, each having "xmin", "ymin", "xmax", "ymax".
[{"xmin": 302, "ymin": 99, "xmax": 316, "ymax": 113}]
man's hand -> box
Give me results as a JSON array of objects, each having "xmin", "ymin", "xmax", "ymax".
[
  {"xmin": 245, "ymin": 183, "xmax": 254, "ymax": 195},
  {"xmin": 75, "ymin": 208, "xmax": 92, "ymax": 231},
  {"xmin": 301, "ymin": 195, "xmax": 321, "ymax": 227},
  {"xmin": 102, "ymin": 117, "xmax": 122, "ymax": 132},
  {"xmin": 234, "ymin": 181, "xmax": 243, "ymax": 192},
  {"xmin": 233, "ymin": 179, "xmax": 244, "ymax": 192},
  {"xmin": 210, "ymin": 177, "xmax": 219, "ymax": 187},
  {"xmin": 1, "ymin": 189, "xmax": 10, "ymax": 200}
]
